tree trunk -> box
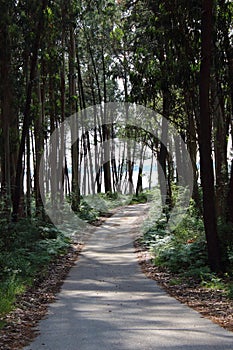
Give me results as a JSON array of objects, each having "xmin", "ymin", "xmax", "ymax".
[
  {"xmin": 0, "ymin": 3, "xmax": 14, "ymax": 218},
  {"xmin": 136, "ymin": 144, "xmax": 145, "ymax": 196},
  {"xmin": 12, "ymin": 0, "xmax": 48, "ymax": 220},
  {"xmin": 34, "ymin": 67, "xmax": 45, "ymax": 217},
  {"xmin": 102, "ymin": 48, "xmax": 112, "ymax": 194},
  {"xmin": 211, "ymin": 78, "xmax": 228, "ymax": 219},
  {"xmin": 218, "ymin": 0, "xmax": 233, "ymax": 223},
  {"xmin": 26, "ymin": 131, "xmax": 31, "ymax": 217},
  {"xmin": 158, "ymin": 90, "xmax": 171, "ymax": 211},
  {"xmin": 227, "ymin": 159, "xmax": 233, "ymax": 224},
  {"xmin": 198, "ymin": 0, "xmax": 221, "ymax": 272},
  {"xmin": 184, "ymin": 92, "xmax": 202, "ymax": 212},
  {"xmin": 69, "ymin": 24, "xmax": 80, "ymax": 211}
]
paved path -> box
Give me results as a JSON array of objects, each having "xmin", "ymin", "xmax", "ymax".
[{"xmin": 24, "ymin": 204, "xmax": 233, "ymax": 350}]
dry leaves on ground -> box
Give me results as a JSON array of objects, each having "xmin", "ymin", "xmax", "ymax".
[
  {"xmin": 1, "ymin": 212, "xmax": 232, "ymax": 350},
  {"xmin": 0, "ymin": 214, "xmax": 113, "ymax": 350},
  {"xmin": 0, "ymin": 243, "xmax": 83, "ymax": 350},
  {"xmin": 135, "ymin": 240, "xmax": 233, "ymax": 333}
]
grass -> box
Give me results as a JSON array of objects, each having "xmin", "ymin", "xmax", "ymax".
[{"xmin": 0, "ymin": 275, "xmax": 26, "ymax": 316}]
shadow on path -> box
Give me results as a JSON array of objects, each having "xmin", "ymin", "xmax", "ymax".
[{"xmin": 24, "ymin": 204, "xmax": 233, "ymax": 350}]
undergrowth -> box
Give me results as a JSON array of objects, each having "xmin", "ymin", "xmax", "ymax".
[
  {"xmin": 84, "ymin": 192, "xmax": 130, "ymax": 213},
  {"xmin": 0, "ymin": 192, "xmax": 129, "ymax": 323},
  {"xmin": 141, "ymin": 199, "xmax": 233, "ymax": 298},
  {"xmin": 0, "ymin": 218, "xmax": 70, "ymax": 321}
]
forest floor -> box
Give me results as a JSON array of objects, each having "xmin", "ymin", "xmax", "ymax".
[
  {"xmin": 0, "ymin": 207, "xmax": 233, "ymax": 350},
  {"xmin": 135, "ymin": 241, "xmax": 233, "ymax": 333}
]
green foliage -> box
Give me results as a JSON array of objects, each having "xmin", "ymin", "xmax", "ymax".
[
  {"xmin": 199, "ymin": 272, "xmax": 233, "ymax": 299},
  {"xmin": 143, "ymin": 201, "xmax": 208, "ymax": 276},
  {"xmin": 152, "ymin": 236, "xmax": 208, "ymax": 274},
  {"xmin": 104, "ymin": 191, "xmax": 119, "ymax": 200},
  {"xmin": 84, "ymin": 192, "xmax": 130, "ymax": 213},
  {"xmin": 168, "ymin": 277, "xmax": 183, "ymax": 286},
  {"xmin": 0, "ymin": 218, "xmax": 70, "ymax": 319},
  {"xmin": 226, "ymin": 283, "xmax": 233, "ymax": 299},
  {"xmin": 130, "ymin": 191, "xmax": 148, "ymax": 204},
  {"xmin": 0, "ymin": 274, "xmax": 26, "ymax": 316},
  {"xmin": 78, "ymin": 200, "xmax": 99, "ymax": 222},
  {"xmin": 217, "ymin": 220, "xmax": 233, "ymax": 270},
  {"xmin": 142, "ymin": 198, "xmax": 233, "ymax": 295},
  {"xmin": 201, "ymin": 273, "xmax": 226, "ymax": 291}
]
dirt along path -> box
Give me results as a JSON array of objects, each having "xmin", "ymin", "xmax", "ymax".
[{"xmin": 23, "ymin": 203, "xmax": 233, "ymax": 350}]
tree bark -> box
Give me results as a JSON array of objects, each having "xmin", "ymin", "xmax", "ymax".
[
  {"xmin": 227, "ymin": 159, "xmax": 233, "ymax": 223},
  {"xmin": 198, "ymin": 0, "xmax": 221, "ymax": 272},
  {"xmin": 34, "ymin": 67, "xmax": 45, "ymax": 217},
  {"xmin": 0, "ymin": 2, "xmax": 15, "ymax": 218},
  {"xmin": 211, "ymin": 78, "xmax": 228, "ymax": 219},
  {"xmin": 69, "ymin": 23, "xmax": 80, "ymax": 211},
  {"xmin": 12, "ymin": 0, "xmax": 48, "ymax": 220}
]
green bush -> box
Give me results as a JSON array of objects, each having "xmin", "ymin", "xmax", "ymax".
[
  {"xmin": 130, "ymin": 191, "xmax": 148, "ymax": 204},
  {"xmin": 142, "ymin": 200, "xmax": 208, "ymax": 277},
  {"xmin": 152, "ymin": 236, "xmax": 208, "ymax": 274},
  {"xmin": 78, "ymin": 200, "xmax": 99, "ymax": 222},
  {"xmin": 0, "ymin": 218, "xmax": 71, "ymax": 320},
  {"xmin": 85, "ymin": 192, "xmax": 130, "ymax": 212},
  {"xmin": 200, "ymin": 272, "xmax": 226, "ymax": 290},
  {"xmin": 217, "ymin": 220, "xmax": 233, "ymax": 270}
]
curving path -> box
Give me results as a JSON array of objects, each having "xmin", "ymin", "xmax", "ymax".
[{"xmin": 24, "ymin": 203, "xmax": 233, "ymax": 350}]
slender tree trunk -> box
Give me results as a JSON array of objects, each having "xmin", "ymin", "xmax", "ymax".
[
  {"xmin": 136, "ymin": 144, "xmax": 145, "ymax": 196},
  {"xmin": 34, "ymin": 68, "xmax": 45, "ymax": 217},
  {"xmin": 103, "ymin": 122, "xmax": 112, "ymax": 193},
  {"xmin": 26, "ymin": 131, "xmax": 31, "ymax": 217},
  {"xmin": 117, "ymin": 140, "xmax": 125, "ymax": 193},
  {"xmin": 227, "ymin": 159, "xmax": 233, "ymax": 223},
  {"xmin": 93, "ymin": 107, "xmax": 102, "ymax": 193},
  {"xmin": 184, "ymin": 92, "xmax": 202, "ymax": 211},
  {"xmin": 211, "ymin": 78, "xmax": 228, "ymax": 219},
  {"xmin": 219, "ymin": 0, "xmax": 233, "ymax": 223},
  {"xmin": 0, "ymin": 4, "xmax": 13, "ymax": 218},
  {"xmin": 198, "ymin": 0, "xmax": 221, "ymax": 272},
  {"xmin": 76, "ymin": 47, "xmax": 95, "ymax": 194},
  {"xmin": 158, "ymin": 91, "xmax": 171, "ymax": 211},
  {"xmin": 102, "ymin": 48, "xmax": 112, "ymax": 193},
  {"xmin": 167, "ymin": 138, "xmax": 174, "ymax": 208},
  {"xmin": 59, "ymin": 19, "xmax": 66, "ymax": 204},
  {"xmin": 69, "ymin": 24, "xmax": 80, "ymax": 211},
  {"xmin": 149, "ymin": 153, "xmax": 154, "ymax": 190},
  {"xmin": 12, "ymin": 0, "xmax": 48, "ymax": 220}
]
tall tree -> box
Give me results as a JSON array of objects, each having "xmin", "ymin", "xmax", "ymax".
[
  {"xmin": 0, "ymin": 2, "xmax": 13, "ymax": 217},
  {"xmin": 12, "ymin": 0, "xmax": 48, "ymax": 220},
  {"xmin": 198, "ymin": 0, "xmax": 221, "ymax": 271}
]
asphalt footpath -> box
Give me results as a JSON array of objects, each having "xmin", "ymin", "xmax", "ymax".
[{"xmin": 24, "ymin": 203, "xmax": 233, "ymax": 350}]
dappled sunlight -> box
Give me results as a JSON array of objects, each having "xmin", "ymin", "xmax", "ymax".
[{"xmin": 23, "ymin": 205, "xmax": 233, "ymax": 350}]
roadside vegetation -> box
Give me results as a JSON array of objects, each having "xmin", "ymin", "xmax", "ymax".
[
  {"xmin": 0, "ymin": 218, "xmax": 66, "ymax": 322},
  {"xmin": 141, "ymin": 197, "xmax": 233, "ymax": 300},
  {"xmin": 0, "ymin": 193, "xmax": 130, "ymax": 324},
  {"xmin": 2, "ymin": 185, "xmax": 233, "ymax": 326}
]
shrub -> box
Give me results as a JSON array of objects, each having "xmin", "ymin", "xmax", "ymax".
[
  {"xmin": 130, "ymin": 192, "xmax": 148, "ymax": 204},
  {"xmin": 78, "ymin": 200, "xmax": 99, "ymax": 222},
  {"xmin": 142, "ymin": 200, "xmax": 208, "ymax": 277},
  {"xmin": 152, "ymin": 236, "xmax": 208, "ymax": 274},
  {"xmin": 0, "ymin": 218, "xmax": 71, "ymax": 320},
  {"xmin": 217, "ymin": 221, "xmax": 233, "ymax": 270}
]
